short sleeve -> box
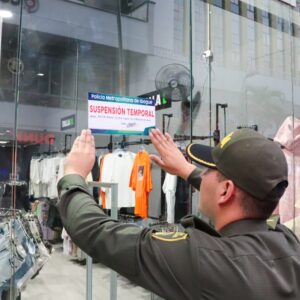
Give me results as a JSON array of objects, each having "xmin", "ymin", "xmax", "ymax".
[
  {"xmin": 146, "ymin": 155, "xmax": 152, "ymax": 193},
  {"xmin": 129, "ymin": 157, "xmax": 137, "ymax": 191}
]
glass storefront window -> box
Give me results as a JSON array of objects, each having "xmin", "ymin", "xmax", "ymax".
[{"xmin": 0, "ymin": 0, "xmax": 299, "ymax": 298}]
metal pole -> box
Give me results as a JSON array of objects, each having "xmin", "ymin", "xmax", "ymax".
[
  {"xmin": 117, "ymin": 0, "xmax": 125, "ymax": 94},
  {"xmin": 110, "ymin": 183, "xmax": 118, "ymax": 300},
  {"xmin": 188, "ymin": 0, "xmax": 193, "ymax": 215},
  {"xmin": 207, "ymin": 2, "xmax": 212, "ymax": 146},
  {"xmin": 86, "ymin": 255, "xmax": 93, "ymax": 300},
  {"xmin": 189, "ymin": 0, "xmax": 193, "ymax": 142},
  {"xmin": 74, "ymin": 40, "xmax": 79, "ymax": 137},
  {"xmin": 161, "ymin": 114, "xmax": 173, "ymax": 219},
  {"xmin": 85, "ymin": 182, "xmax": 119, "ymax": 300},
  {"xmin": 214, "ymin": 104, "xmax": 220, "ymax": 146},
  {"xmin": 223, "ymin": 106, "xmax": 227, "ymax": 136},
  {"xmin": 10, "ymin": 0, "xmax": 24, "ymax": 298}
]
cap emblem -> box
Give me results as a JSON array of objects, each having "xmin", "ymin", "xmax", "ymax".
[{"xmin": 220, "ymin": 132, "xmax": 234, "ymax": 149}]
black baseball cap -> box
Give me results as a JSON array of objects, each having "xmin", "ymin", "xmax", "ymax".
[{"xmin": 186, "ymin": 129, "xmax": 288, "ymax": 201}]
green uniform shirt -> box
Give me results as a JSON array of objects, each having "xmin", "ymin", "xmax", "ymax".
[{"xmin": 57, "ymin": 174, "xmax": 300, "ymax": 300}]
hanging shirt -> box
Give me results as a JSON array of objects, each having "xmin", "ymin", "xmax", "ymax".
[
  {"xmin": 39, "ymin": 158, "xmax": 50, "ymax": 197},
  {"xmin": 163, "ymin": 173, "xmax": 177, "ymax": 223},
  {"xmin": 47, "ymin": 156, "xmax": 65, "ymax": 199},
  {"xmin": 174, "ymin": 149, "xmax": 190, "ymax": 222},
  {"xmin": 274, "ymin": 116, "xmax": 300, "ymax": 238},
  {"xmin": 91, "ymin": 156, "xmax": 100, "ymax": 201},
  {"xmin": 29, "ymin": 155, "xmax": 66, "ymax": 199},
  {"xmin": 129, "ymin": 150, "xmax": 152, "ymax": 218},
  {"xmin": 175, "ymin": 176, "xmax": 190, "ymax": 222},
  {"xmin": 57, "ymin": 156, "xmax": 66, "ymax": 182},
  {"xmin": 101, "ymin": 151, "xmax": 136, "ymax": 209},
  {"xmin": 98, "ymin": 153, "xmax": 110, "ymax": 208},
  {"xmin": 30, "ymin": 158, "xmax": 42, "ymax": 198}
]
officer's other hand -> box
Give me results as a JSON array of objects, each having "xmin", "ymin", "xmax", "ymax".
[
  {"xmin": 149, "ymin": 129, "xmax": 196, "ymax": 180},
  {"xmin": 64, "ymin": 129, "xmax": 96, "ymax": 178}
]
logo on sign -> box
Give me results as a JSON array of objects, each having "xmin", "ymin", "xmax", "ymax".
[
  {"xmin": 138, "ymin": 91, "xmax": 172, "ymax": 111},
  {"xmin": 61, "ymin": 114, "xmax": 76, "ymax": 131}
]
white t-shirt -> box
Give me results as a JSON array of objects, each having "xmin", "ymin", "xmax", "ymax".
[
  {"xmin": 30, "ymin": 158, "xmax": 46, "ymax": 198},
  {"xmin": 30, "ymin": 155, "xmax": 66, "ymax": 199},
  {"xmin": 30, "ymin": 158, "xmax": 40, "ymax": 184},
  {"xmin": 57, "ymin": 156, "xmax": 66, "ymax": 182},
  {"xmin": 29, "ymin": 158, "xmax": 40, "ymax": 197},
  {"xmin": 101, "ymin": 151, "xmax": 136, "ymax": 209},
  {"xmin": 48, "ymin": 156, "xmax": 65, "ymax": 199},
  {"xmin": 163, "ymin": 173, "xmax": 178, "ymax": 223}
]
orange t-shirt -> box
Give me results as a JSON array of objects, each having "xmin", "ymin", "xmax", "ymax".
[
  {"xmin": 99, "ymin": 154, "xmax": 109, "ymax": 208},
  {"xmin": 129, "ymin": 150, "xmax": 152, "ymax": 218}
]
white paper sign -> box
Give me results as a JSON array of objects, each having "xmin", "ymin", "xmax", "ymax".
[{"xmin": 88, "ymin": 92, "xmax": 156, "ymax": 135}]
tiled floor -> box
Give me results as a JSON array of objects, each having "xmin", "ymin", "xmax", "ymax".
[{"xmin": 21, "ymin": 245, "xmax": 151, "ymax": 300}]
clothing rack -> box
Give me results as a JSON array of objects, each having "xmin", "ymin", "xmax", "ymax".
[
  {"xmin": 31, "ymin": 134, "xmax": 72, "ymax": 156},
  {"xmin": 33, "ymin": 150, "xmax": 68, "ymax": 158},
  {"xmin": 64, "ymin": 134, "xmax": 72, "ymax": 152},
  {"xmin": 0, "ymin": 180, "xmax": 27, "ymax": 186},
  {"xmin": 173, "ymin": 134, "xmax": 213, "ymax": 141},
  {"xmin": 0, "ymin": 207, "xmax": 23, "ymax": 213},
  {"xmin": 33, "ymin": 147, "xmax": 69, "ymax": 157},
  {"xmin": 96, "ymin": 144, "xmax": 113, "ymax": 150},
  {"xmin": 0, "ymin": 208, "xmax": 50, "ymax": 298},
  {"xmin": 0, "ymin": 208, "xmax": 23, "ymax": 218},
  {"xmin": 96, "ymin": 134, "xmax": 213, "ymax": 150},
  {"xmin": 48, "ymin": 137, "xmax": 55, "ymax": 153}
]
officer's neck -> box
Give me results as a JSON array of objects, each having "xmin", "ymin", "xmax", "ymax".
[{"xmin": 214, "ymin": 208, "xmax": 246, "ymax": 232}]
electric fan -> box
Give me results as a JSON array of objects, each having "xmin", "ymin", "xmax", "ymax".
[{"xmin": 155, "ymin": 63, "xmax": 194, "ymax": 102}]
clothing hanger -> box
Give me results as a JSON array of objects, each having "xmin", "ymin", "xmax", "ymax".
[
  {"xmin": 38, "ymin": 154, "xmax": 46, "ymax": 162},
  {"xmin": 139, "ymin": 144, "xmax": 145, "ymax": 152},
  {"xmin": 6, "ymin": 180, "xmax": 27, "ymax": 186},
  {"xmin": 113, "ymin": 144, "xmax": 124, "ymax": 156},
  {"xmin": 138, "ymin": 139, "xmax": 145, "ymax": 152}
]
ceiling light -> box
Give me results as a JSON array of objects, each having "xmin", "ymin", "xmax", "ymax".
[
  {"xmin": 0, "ymin": 141, "xmax": 8, "ymax": 144},
  {"xmin": 0, "ymin": 10, "xmax": 13, "ymax": 18},
  {"xmin": 37, "ymin": 73, "xmax": 45, "ymax": 77}
]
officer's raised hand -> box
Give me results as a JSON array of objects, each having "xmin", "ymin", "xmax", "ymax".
[
  {"xmin": 64, "ymin": 129, "xmax": 95, "ymax": 178},
  {"xmin": 149, "ymin": 128, "xmax": 196, "ymax": 179}
]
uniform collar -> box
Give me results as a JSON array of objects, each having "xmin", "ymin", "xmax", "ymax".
[
  {"xmin": 181, "ymin": 215, "xmax": 221, "ymax": 237},
  {"xmin": 219, "ymin": 219, "xmax": 268, "ymax": 237}
]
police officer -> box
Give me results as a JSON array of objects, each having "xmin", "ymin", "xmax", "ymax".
[{"xmin": 57, "ymin": 128, "xmax": 300, "ymax": 300}]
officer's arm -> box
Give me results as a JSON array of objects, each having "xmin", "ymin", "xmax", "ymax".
[
  {"xmin": 187, "ymin": 167, "xmax": 201, "ymax": 190},
  {"xmin": 57, "ymin": 174, "xmax": 198, "ymax": 299}
]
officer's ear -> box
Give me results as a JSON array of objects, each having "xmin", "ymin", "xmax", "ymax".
[{"xmin": 217, "ymin": 180, "xmax": 236, "ymax": 205}]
